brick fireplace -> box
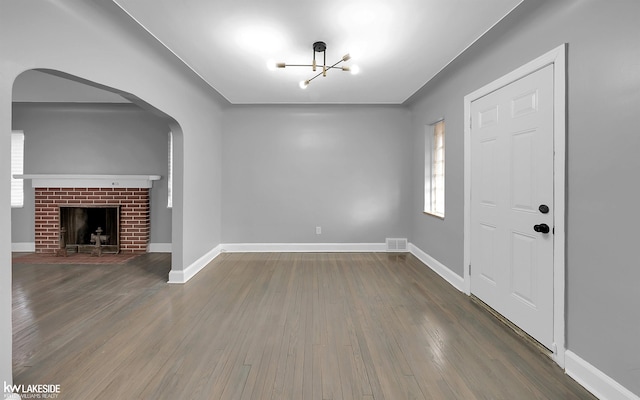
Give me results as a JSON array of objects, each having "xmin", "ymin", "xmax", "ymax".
[
  {"xmin": 35, "ymin": 187, "xmax": 150, "ymax": 254},
  {"xmin": 18, "ymin": 174, "xmax": 161, "ymax": 255}
]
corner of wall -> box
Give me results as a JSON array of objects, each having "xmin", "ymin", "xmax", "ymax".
[
  {"xmin": 408, "ymin": 242, "xmax": 464, "ymax": 292},
  {"xmin": 168, "ymin": 244, "xmax": 222, "ymax": 284}
]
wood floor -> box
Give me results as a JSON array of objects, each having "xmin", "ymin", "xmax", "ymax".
[{"xmin": 12, "ymin": 252, "xmax": 595, "ymax": 399}]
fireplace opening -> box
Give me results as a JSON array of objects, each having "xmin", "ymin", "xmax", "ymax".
[{"xmin": 59, "ymin": 206, "xmax": 120, "ymax": 254}]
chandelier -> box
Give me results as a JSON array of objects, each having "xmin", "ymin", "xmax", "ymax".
[{"xmin": 272, "ymin": 41, "xmax": 359, "ymax": 89}]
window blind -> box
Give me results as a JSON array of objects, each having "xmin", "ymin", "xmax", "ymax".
[
  {"xmin": 431, "ymin": 121, "xmax": 445, "ymax": 216},
  {"xmin": 167, "ymin": 131, "xmax": 173, "ymax": 208},
  {"xmin": 11, "ymin": 131, "xmax": 25, "ymax": 207}
]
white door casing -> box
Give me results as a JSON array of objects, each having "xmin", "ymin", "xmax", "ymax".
[{"xmin": 463, "ymin": 44, "xmax": 566, "ymax": 367}]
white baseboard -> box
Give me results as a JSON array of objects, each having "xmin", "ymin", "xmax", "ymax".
[
  {"xmin": 12, "ymin": 242, "xmax": 35, "ymax": 252},
  {"xmin": 167, "ymin": 243, "xmax": 386, "ymax": 284},
  {"xmin": 148, "ymin": 243, "xmax": 172, "ymax": 253},
  {"xmin": 565, "ymin": 350, "xmax": 639, "ymax": 400},
  {"xmin": 408, "ymin": 243, "xmax": 464, "ymax": 292},
  {"xmin": 168, "ymin": 242, "xmax": 449, "ymax": 284},
  {"xmin": 168, "ymin": 244, "xmax": 222, "ymax": 284},
  {"xmin": 221, "ymin": 243, "xmax": 387, "ymax": 253}
]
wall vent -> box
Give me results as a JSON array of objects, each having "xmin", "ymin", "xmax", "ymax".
[{"xmin": 386, "ymin": 238, "xmax": 408, "ymax": 252}]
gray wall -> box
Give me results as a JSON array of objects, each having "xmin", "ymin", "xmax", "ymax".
[
  {"xmin": 408, "ymin": 0, "xmax": 640, "ymax": 395},
  {"xmin": 11, "ymin": 103, "xmax": 172, "ymax": 245},
  {"xmin": 222, "ymin": 105, "xmax": 412, "ymax": 244}
]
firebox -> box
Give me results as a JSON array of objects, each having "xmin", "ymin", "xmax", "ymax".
[{"xmin": 59, "ymin": 206, "xmax": 120, "ymax": 253}]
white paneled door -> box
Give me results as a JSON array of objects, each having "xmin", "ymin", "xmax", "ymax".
[{"xmin": 470, "ymin": 64, "xmax": 554, "ymax": 349}]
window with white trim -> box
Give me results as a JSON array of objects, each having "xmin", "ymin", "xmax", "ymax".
[
  {"xmin": 424, "ymin": 120, "xmax": 445, "ymax": 217},
  {"xmin": 11, "ymin": 131, "xmax": 25, "ymax": 208},
  {"xmin": 167, "ymin": 131, "xmax": 173, "ymax": 208}
]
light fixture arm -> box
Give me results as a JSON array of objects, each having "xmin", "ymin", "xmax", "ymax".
[
  {"xmin": 323, "ymin": 46, "xmax": 327, "ymax": 77},
  {"xmin": 278, "ymin": 64, "xmax": 347, "ymax": 69},
  {"xmin": 305, "ymin": 56, "xmax": 350, "ymax": 85},
  {"xmin": 312, "ymin": 48, "xmax": 316, "ymax": 71}
]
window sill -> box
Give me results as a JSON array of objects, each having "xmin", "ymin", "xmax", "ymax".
[{"xmin": 423, "ymin": 211, "xmax": 445, "ymax": 220}]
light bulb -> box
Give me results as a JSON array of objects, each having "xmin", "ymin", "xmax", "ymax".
[
  {"xmin": 299, "ymin": 80, "xmax": 309, "ymax": 89},
  {"xmin": 266, "ymin": 60, "xmax": 277, "ymax": 71},
  {"xmin": 350, "ymin": 64, "xmax": 361, "ymax": 75}
]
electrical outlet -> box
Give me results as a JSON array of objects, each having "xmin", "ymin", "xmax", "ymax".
[{"xmin": 316, "ymin": 226, "xmax": 322, "ymax": 235}]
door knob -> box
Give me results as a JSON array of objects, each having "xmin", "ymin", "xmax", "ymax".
[
  {"xmin": 539, "ymin": 204, "xmax": 549, "ymax": 214},
  {"xmin": 533, "ymin": 223, "xmax": 550, "ymax": 234}
]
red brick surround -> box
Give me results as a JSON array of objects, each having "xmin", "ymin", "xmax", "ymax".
[{"xmin": 35, "ymin": 187, "xmax": 150, "ymax": 254}]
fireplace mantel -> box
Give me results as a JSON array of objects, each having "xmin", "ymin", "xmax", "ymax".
[{"xmin": 16, "ymin": 174, "xmax": 161, "ymax": 189}]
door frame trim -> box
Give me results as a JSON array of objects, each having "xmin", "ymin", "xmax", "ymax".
[{"xmin": 463, "ymin": 44, "xmax": 567, "ymax": 367}]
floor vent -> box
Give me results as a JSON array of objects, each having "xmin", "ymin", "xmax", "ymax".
[{"xmin": 386, "ymin": 238, "xmax": 408, "ymax": 252}]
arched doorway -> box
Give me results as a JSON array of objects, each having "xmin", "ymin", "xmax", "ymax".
[{"xmin": 9, "ymin": 68, "xmax": 183, "ymax": 385}]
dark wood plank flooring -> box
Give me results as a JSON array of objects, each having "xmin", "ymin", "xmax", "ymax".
[{"xmin": 12, "ymin": 252, "xmax": 595, "ymax": 399}]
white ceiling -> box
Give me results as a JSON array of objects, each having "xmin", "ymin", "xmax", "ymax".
[
  {"xmin": 12, "ymin": 2, "xmax": 523, "ymax": 105},
  {"xmin": 109, "ymin": 0, "xmax": 523, "ymax": 104}
]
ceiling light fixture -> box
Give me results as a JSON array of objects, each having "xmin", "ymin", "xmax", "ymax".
[{"xmin": 272, "ymin": 41, "xmax": 358, "ymax": 89}]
